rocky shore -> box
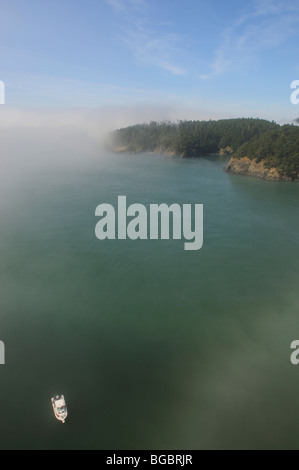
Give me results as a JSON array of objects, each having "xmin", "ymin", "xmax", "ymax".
[{"xmin": 226, "ymin": 156, "xmax": 299, "ymax": 182}]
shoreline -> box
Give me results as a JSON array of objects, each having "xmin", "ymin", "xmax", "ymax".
[
  {"xmin": 112, "ymin": 147, "xmax": 299, "ymax": 182},
  {"xmin": 226, "ymin": 156, "xmax": 299, "ymax": 182},
  {"xmin": 111, "ymin": 146, "xmax": 232, "ymax": 159}
]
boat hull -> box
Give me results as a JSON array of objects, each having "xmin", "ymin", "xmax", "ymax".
[{"xmin": 51, "ymin": 395, "xmax": 68, "ymax": 423}]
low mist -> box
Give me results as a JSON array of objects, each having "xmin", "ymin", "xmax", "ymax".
[
  {"xmin": 0, "ymin": 104, "xmax": 215, "ymax": 186},
  {"xmin": 0, "ymin": 104, "xmax": 230, "ymax": 209}
]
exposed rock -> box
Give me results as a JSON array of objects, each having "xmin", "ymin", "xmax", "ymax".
[
  {"xmin": 112, "ymin": 146, "xmax": 129, "ymax": 152},
  {"xmin": 154, "ymin": 146, "xmax": 178, "ymax": 157},
  {"xmin": 226, "ymin": 157, "xmax": 298, "ymax": 181},
  {"xmin": 219, "ymin": 146, "xmax": 234, "ymax": 156}
]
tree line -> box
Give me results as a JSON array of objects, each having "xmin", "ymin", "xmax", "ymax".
[{"xmin": 108, "ymin": 118, "xmax": 299, "ymax": 179}]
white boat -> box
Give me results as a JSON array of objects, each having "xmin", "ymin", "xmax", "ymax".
[{"xmin": 51, "ymin": 395, "xmax": 68, "ymax": 424}]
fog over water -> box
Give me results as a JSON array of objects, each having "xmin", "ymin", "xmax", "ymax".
[{"xmin": 0, "ymin": 107, "xmax": 299, "ymax": 449}]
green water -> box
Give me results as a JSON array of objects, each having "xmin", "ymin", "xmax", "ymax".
[{"xmin": 1, "ymin": 145, "xmax": 299, "ymax": 450}]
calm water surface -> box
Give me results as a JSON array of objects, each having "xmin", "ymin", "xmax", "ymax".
[{"xmin": 0, "ymin": 145, "xmax": 299, "ymax": 449}]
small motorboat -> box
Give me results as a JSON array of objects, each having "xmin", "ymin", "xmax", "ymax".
[{"xmin": 51, "ymin": 395, "xmax": 68, "ymax": 424}]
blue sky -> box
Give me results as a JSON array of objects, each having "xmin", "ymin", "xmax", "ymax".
[{"xmin": 1, "ymin": 0, "xmax": 299, "ymax": 123}]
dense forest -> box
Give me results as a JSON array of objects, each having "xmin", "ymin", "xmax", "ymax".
[
  {"xmin": 108, "ymin": 118, "xmax": 299, "ymax": 179},
  {"xmin": 233, "ymin": 124, "xmax": 299, "ymax": 179}
]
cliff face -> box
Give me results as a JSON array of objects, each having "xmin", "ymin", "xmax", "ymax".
[
  {"xmin": 219, "ymin": 146, "xmax": 234, "ymax": 156},
  {"xmin": 112, "ymin": 145, "xmax": 178, "ymax": 156},
  {"xmin": 226, "ymin": 157, "xmax": 298, "ymax": 181}
]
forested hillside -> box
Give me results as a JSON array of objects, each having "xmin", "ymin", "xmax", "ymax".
[
  {"xmin": 109, "ymin": 118, "xmax": 278, "ymax": 157},
  {"xmin": 233, "ymin": 124, "xmax": 299, "ymax": 179},
  {"xmin": 109, "ymin": 118, "xmax": 299, "ymax": 180}
]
